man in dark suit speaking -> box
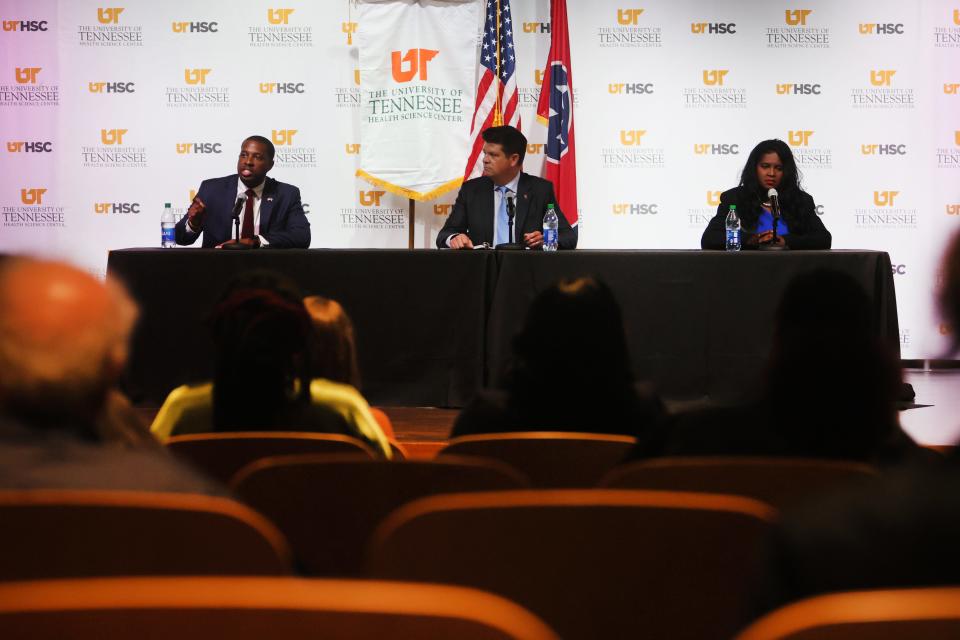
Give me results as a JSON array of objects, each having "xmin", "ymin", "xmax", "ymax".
[
  {"xmin": 436, "ymin": 126, "xmax": 577, "ymax": 250},
  {"xmin": 176, "ymin": 135, "xmax": 310, "ymax": 249}
]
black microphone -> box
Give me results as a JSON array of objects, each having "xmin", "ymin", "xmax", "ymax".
[
  {"xmin": 506, "ymin": 195, "xmax": 516, "ymax": 244},
  {"xmin": 232, "ymin": 194, "xmax": 246, "ymax": 220}
]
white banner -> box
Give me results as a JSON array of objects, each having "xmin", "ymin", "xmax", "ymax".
[{"xmin": 356, "ymin": 0, "xmax": 479, "ymax": 201}]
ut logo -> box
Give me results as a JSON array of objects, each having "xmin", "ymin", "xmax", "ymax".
[
  {"xmin": 954, "ymin": 9, "xmax": 960, "ymax": 25},
  {"xmin": 94, "ymin": 203, "xmax": 110, "ymax": 214},
  {"xmin": 345, "ymin": 144, "xmax": 360, "ymax": 154},
  {"xmin": 707, "ymin": 191, "xmax": 721, "ymax": 206},
  {"xmin": 619, "ymin": 130, "xmax": 646, "ymax": 146},
  {"xmin": 612, "ymin": 204, "xmax": 628, "ymax": 215},
  {"xmin": 861, "ymin": 144, "xmax": 878, "ymax": 155},
  {"xmin": 535, "ymin": 70, "xmax": 544, "ymax": 85},
  {"xmin": 6, "ymin": 141, "xmax": 53, "ymax": 153},
  {"xmin": 354, "ymin": 69, "xmax": 361, "ymax": 85},
  {"xmin": 527, "ymin": 144, "xmax": 544, "ymax": 154},
  {"xmin": 20, "ymin": 188, "xmax": 46, "ymax": 205},
  {"xmin": 97, "ymin": 8, "xmax": 124, "ymax": 24},
  {"xmin": 271, "ymin": 129, "xmax": 297, "ymax": 146},
  {"xmin": 15, "ymin": 67, "xmax": 41, "ymax": 84},
  {"xmin": 523, "ymin": 22, "xmax": 550, "ymax": 33},
  {"xmin": 702, "ymin": 69, "xmax": 728, "ymax": 86},
  {"xmin": 870, "ymin": 70, "xmax": 896, "ymax": 86},
  {"xmin": 785, "ymin": 9, "xmax": 812, "ymax": 26},
  {"xmin": 955, "ymin": 131, "xmax": 960, "ymax": 146},
  {"xmin": 617, "ymin": 9, "xmax": 644, "ymax": 25},
  {"xmin": 788, "ymin": 130, "xmax": 814, "ymax": 146},
  {"xmin": 184, "ymin": 68, "xmax": 211, "ymax": 85},
  {"xmin": 433, "ymin": 204, "xmax": 451, "ymax": 216},
  {"xmin": 342, "ymin": 22, "xmax": 357, "ymax": 45},
  {"xmin": 100, "ymin": 129, "xmax": 128, "ymax": 145},
  {"xmin": 268, "ymin": 8, "xmax": 294, "ymax": 25},
  {"xmin": 694, "ymin": 144, "xmax": 709, "ymax": 155},
  {"xmin": 946, "ymin": 204, "xmax": 960, "ymax": 215},
  {"xmin": 391, "ymin": 49, "xmax": 438, "ymax": 83},
  {"xmin": 873, "ymin": 190, "xmax": 899, "ymax": 207},
  {"xmin": 858, "ymin": 23, "xmax": 876, "ymax": 34},
  {"xmin": 176, "ymin": 143, "xmax": 191, "ymax": 154},
  {"xmin": 189, "ymin": 189, "xmax": 197, "ymax": 202},
  {"xmin": 259, "ymin": 83, "xmax": 276, "ymax": 93},
  {"xmin": 359, "ymin": 191, "xmax": 385, "ymax": 207},
  {"xmin": 945, "ymin": 84, "xmax": 960, "ymax": 94}
]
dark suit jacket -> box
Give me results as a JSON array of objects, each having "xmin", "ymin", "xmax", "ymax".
[
  {"xmin": 701, "ymin": 185, "xmax": 831, "ymax": 250},
  {"xmin": 436, "ymin": 173, "xmax": 577, "ymax": 250},
  {"xmin": 175, "ymin": 174, "xmax": 310, "ymax": 248}
]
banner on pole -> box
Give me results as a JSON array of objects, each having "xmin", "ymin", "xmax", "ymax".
[{"xmin": 356, "ymin": 0, "xmax": 480, "ymax": 201}]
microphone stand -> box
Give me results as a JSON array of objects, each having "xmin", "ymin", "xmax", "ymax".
[
  {"xmin": 758, "ymin": 196, "xmax": 787, "ymax": 252},
  {"xmin": 495, "ymin": 195, "xmax": 523, "ymax": 250},
  {"xmin": 222, "ymin": 195, "xmax": 255, "ymax": 251}
]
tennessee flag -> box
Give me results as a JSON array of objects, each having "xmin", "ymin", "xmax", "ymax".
[{"xmin": 536, "ymin": 0, "xmax": 577, "ymax": 227}]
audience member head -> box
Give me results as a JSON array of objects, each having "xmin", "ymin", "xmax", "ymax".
[
  {"xmin": 766, "ymin": 268, "xmax": 902, "ymax": 458},
  {"xmin": 304, "ymin": 295, "xmax": 361, "ymax": 389},
  {"xmin": 938, "ymin": 230, "xmax": 960, "ymax": 355},
  {"xmin": 0, "ymin": 258, "xmax": 137, "ymax": 436},
  {"xmin": 510, "ymin": 277, "xmax": 634, "ymax": 404},
  {"xmin": 209, "ymin": 271, "xmax": 312, "ymax": 430}
]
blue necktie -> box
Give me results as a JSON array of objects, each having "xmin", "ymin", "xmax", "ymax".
[{"xmin": 495, "ymin": 185, "xmax": 510, "ymax": 246}]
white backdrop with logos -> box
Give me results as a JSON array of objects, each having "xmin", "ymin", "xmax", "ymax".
[{"xmin": 1, "ymin": 0, "xmax": 958, "ymax": 358}]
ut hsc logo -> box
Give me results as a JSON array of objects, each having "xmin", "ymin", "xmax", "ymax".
[
  {"xmin": 891, "ymin": 264, "xmax": 907, "ymax": 275},
  {"xmin": 171, "ymin": 21, "xmax": 218, "ymax": 33},
  {"xmin": 97, "ymin": 8, "xmax": 124, "ymax": 24},
  {"xmin": 88, "ymin": 82, "xmax": 135, "ymax": 93},
  {"xmin": 617, "ymin": 9, "xmax": 644, "ymax": 25},
  {"xmin": 526, "ymin": 144, "xmax": 544, "ymax": 155},
  {"xmin": 945, "ymin": 83, "xmax": 960, "ymax": 94},
  {"xmin": 788, "ymin": 130, "xmax": 814, "ymax": 146},
  {"xmin": 94, "ymin": 202, "xmax": 140, "ymax": 214},
  {"xmin": 268, "ymin": 9, "xmax": 294, "ymax": 25},
  {"xmin": 619, "ymin": 130, "xmax": 646, "ymax": 146},
  {"xmin": 271, "ymin": 129, "xmax": 297, "ymax": 146},
  {"xmin": 433, "ymin": 204, "xmax": 451, "ymax": 216},
  {"xmin": 870, "ymin": 70, "xmax": 896, "ymax": 86},
  {"xmin": 785, "ymin": 9, "xmax": 812, "ymax": 26},
  {"xmin": 694, "ymin": 144, "xmax": 739, "ymax": 155},
  {"xmin": 873, "ymin": 190, "xmax": 899, "ymax": 207},
  {"xmin": 359, "ymin": 191, "xmax": 385, "ymax": 207},
  {"xmin": 184, "ymin": 69, "xmax": 211, "ymax": 85},
  {"xmin": 7, "ymin": 141, "xmax": 53, "ymax": 153},
  {"xmin": 702, "ymin": 70, "xmax": 728, "ymax": 86},
  {"xmin": 391, "ymin": 49, "xmax": 438, "ymax": 83},
  {"xmin": 100, "ymin": 129, "xmax": 127, "ymax": 145},
  {"xmin": 176, "ymin": 143, "xmax": 221, "ymax": 154},
  {"xmin": 947, "ymin": 204, "xmax": 960, "ymax": 215},
  {"xmin": 608, "ymin": 83, "xmax": 654, "ymax": 94},
  {"xmin": 861, "ymin": 144, "xmax": 907, "ymax": 155},
  {"xmin": 259, "ymin": 82, "xmax": 305, "ymax": 94},
  {"xmin": 776, "ymin": 83, "xmax": 821, "ymax": 95},
  {"xmin": 2, "ymin": 20, "xmax": 48, "ymax": 31},
  {"xmin": 523, "ymin": 22, "xmax": 550, "ymax": 33},
  {"xmin": 20, "ymin": 188, "xmax": 46, "ymax": 205},
  {"xmin": 690, "ymin": 22, "xmax": 736, "ymax": 34},
  {"xmin": 858, "ymin": 23, "xmax": 904, "ymax": 35},
  {"xmin": 15, "ymin": 67, "xmax": 41, "ymax": 84},
  {"xmin": 612, "ymin": 203, "xmax": 658, "ymax": 214}
]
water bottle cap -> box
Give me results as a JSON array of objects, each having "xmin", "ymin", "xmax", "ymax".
[
  {"xmin": 729, "ymin": 204, "xmax": 736, "ymax": 210},
  {"xmin": 547, "ymin": 203, "xmax": 555, "ymax": 209},
  {"xmin": 164, "ymin": 202, "xmax": 171, "ymax": 207}
]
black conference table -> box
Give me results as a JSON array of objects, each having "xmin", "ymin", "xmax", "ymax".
[{"xmin": 107, "ymin": 249, "xmax": 899, "ymax": 408}]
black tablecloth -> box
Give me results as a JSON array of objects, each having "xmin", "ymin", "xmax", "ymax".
[{"xmin": 107, "ymin": 249, "xmax": 898, "ymax": 407}]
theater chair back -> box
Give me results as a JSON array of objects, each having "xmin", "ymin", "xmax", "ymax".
[
  {"xmin": 0, "ymin": 490, "xmax": 291, "ymax": 580},
  {"xmin": 368, "ymin": 489, "xmax": 776, "ymax": 640}
]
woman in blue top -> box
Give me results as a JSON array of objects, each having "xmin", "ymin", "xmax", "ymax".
[{"xmin": 701, "ymin": 139, "xmax": 832, "ymax": 250}]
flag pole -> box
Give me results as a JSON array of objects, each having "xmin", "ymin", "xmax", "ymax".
[
  {"xmin": 493, "ymin": 0, "xmax": 503, "ymax": 125},
  {"xmin": 408, "ymin": 198, "xmax": 415, "ymax": 249}
]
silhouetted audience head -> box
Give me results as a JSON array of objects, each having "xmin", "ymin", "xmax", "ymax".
[
  {"xmin": 209, "ymin": 271, "xmax": 312, "ymax": 430},
  {"xmin": 304, "ymin": 295, "xmax": 361, "ymax": 389},
  {"xmin": 0, "ymin": 258, "xmax": 137, "ymax": 438},
  {"xmin": 765, "ymin": 268, "xmax": 902, "ymax": 460},
  {"xmin": 506, "ymin": 277, "xmax": 641, "ymax": 425}
]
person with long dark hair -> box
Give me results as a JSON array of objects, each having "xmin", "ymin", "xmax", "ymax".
[{"xmin": 701, "ymin": 139, "xmax": 831, "ymax": 250}]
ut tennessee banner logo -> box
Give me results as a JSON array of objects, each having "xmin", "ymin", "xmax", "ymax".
[
  {"xmin": 97, "ymin": 7, "xmax": 124, "ymax": 24},
  {"xmin": 100, "ymin": 129, "xmax": 127, "ymax": 145},
  {"xmin": 20, "ymin": 188, "xmax": 46, "ymax": 205},
  {"xmin": 359, "ymin": 191, "xmax": 385, "ymax": 206},
  {"xmin": 184, "ymin": 69, "xmax": 211, "ymax": 85},
  {"xmin": 788, "ymin": 130, "xmax": 814, "ymax": 146},
  {"xmin": 706, "ymin": 191, "xmax": 721, "ymax": 206},
  {"xmin": 268, "ymin": 9, "xmax": 294, "ymax": 25},
  {"xmin": 873, "ymin": 190, "xmax": 899, "ymax": 207},
  {"xmin": 702, "ymin": 70, "xmax": 728, "ymax": 86},
  {"xmin": 785, "ymin": 9, "xmax": 812, "ymax": 26},
  {"xmin": 619, "ymin": 130, "xmax": 646, "ymax": 146},
  {"xmin": 870, "ymin": 70, "xmax": 896, "ymax": 86},
  {"xmin": 617, "ymin": 9, "xmax": 643, "ymax": 25},
  {"xmin": 15, "ymin": 67, "xmax": 41, "ymax": 84},
  {"xmin": 391, "ymin": 49, "xmax": 438, "ymax": 83},
  {"xmin": 272, "ymin": 129, "xmax": 297, "ymax": 145}
]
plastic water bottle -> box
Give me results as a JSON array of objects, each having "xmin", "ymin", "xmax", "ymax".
[
  {"xmin": 161, "ymin": 202, "xmax": 176, "ymax": 248},
  {"xmin": 724, "ymin": 204, "xmax": 740, "ymax": 252},
  {"xmin": 542, "ymin": 204, "xmax": 559, "ymax": 251}
]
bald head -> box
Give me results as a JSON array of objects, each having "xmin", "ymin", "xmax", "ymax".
[{"xmin": 0, "ymin": 258, "xmax": 137, "ymax": 428}]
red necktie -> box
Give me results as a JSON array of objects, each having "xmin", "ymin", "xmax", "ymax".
[{"xmin": 241, "ymin": 188, "xmax": 255, "ymax": 239}]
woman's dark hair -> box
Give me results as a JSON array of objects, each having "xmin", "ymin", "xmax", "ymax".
[
  {"xmin": 508, "ymin": 277, "xmax": 634, "ymax": 421},
  {"xmin": 737, "ymin": 139, "xmax": 807, "ymax": 232},
  {"xmin": 304, "ymin": 295, "xmax": 361, "ymax": 389},
  {"xmin": 210, "ymin": 279, "xmax": 312, "ymax": 430}
]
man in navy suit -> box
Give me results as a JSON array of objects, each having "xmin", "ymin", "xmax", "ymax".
[
  {"xmin": 176, "ymin": 135, "xmax": 310, "ymax": 249},
  {"xmin": 436, "ymin": 126, "xmax": 577, "ymax": 250}
]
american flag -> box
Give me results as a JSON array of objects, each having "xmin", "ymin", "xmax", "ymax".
[{"xmin": 462, "ymin": 0, "xmax": 520, "ymax": 180}]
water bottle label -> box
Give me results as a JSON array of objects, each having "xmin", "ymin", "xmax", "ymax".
[
  {"xmin": 544, "ymin": 228, "xmax": 558, "ymax": 246},
  {"xmin": 162, "ymin": 226, "xmax": 176, "ymax": 244}
]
